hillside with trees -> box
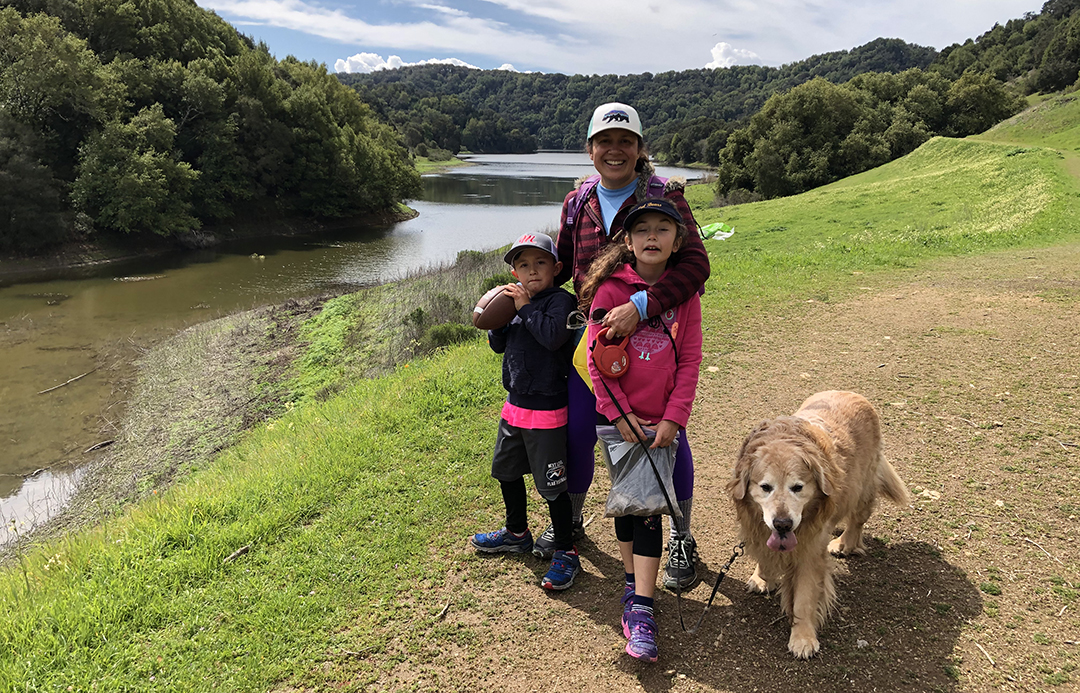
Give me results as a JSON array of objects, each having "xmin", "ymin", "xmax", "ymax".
[
  {"xmin": 342, "ymin": 0, "xmax": 1078, "ymax": 202},
  {"xmin": 0, "ymin": 0, "xmax": 420, "ymax": 253},
  {"xmin": 340, "ymin": 38, "xmax": 939, "ymax": 161}
]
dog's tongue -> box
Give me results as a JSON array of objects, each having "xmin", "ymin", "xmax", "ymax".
[{"xmin": 767, "ymin": 530, "xmax": 797, "ymax": 552}]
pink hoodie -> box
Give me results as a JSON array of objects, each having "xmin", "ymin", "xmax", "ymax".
[{"xmin": 587, "ymin": 264, "xmax": 702, "ymax": 428}]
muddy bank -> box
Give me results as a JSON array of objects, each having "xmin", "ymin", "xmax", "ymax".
[
  {"xmin": 0, "ymin": 294, "xmax": 328, "ymax": 562},
  {"xmin": 0, "ymin": 205, "xmax": 419, "ymax": 284}
]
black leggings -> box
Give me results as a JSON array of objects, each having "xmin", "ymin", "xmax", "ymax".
[
  {"xmin": 614, "ymin": 514, "xmax": 663, "ymax": 558},
  {"xmin": 500, "ymin": 478, "xmax": 574, "ymax": 551}
]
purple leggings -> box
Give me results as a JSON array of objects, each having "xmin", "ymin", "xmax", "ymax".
[{"xmin": 567, "ymin": 368, "xmax": 694, "ymax": 500}]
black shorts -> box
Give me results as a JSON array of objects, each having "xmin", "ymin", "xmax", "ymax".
[{"xmin": 491, "ymin": 419, "xmax": 568, "ymax": 501}]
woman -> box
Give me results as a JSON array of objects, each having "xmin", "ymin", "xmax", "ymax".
[{"xmin": 530, "ymin": 102, "xmax": 711, "ymax": 591}]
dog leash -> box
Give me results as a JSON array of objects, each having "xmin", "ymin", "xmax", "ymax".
[{"xmin": 596, "ymin": 375, "xmax": 743, "ymax": 633}]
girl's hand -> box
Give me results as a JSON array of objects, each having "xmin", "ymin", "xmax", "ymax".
[
  {"xmin": 603, "ymin": 301, "xmax": 640, "ymax": 338},
  {"xmin": 615, "ymin": 413, "xmax": 650, "ymax": 444},
  {"xmin": 650, "ymin": 420, "xmax": 680, "ymax": 448},
  {"xmin": 503, "ymin": 283, "xmax": 530, "ymax": 310}
]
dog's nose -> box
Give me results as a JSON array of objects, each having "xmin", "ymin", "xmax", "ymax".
[{"xmin": 773, "ymin": 517, "xmax": 793, "ymax": 535}]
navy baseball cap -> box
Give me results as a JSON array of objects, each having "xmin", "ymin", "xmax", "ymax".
[{"xmin": 623, "ymin": 198, "xmax": 682, "ymax": 231}]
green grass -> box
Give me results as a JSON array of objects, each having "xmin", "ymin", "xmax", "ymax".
[
  {"xmin": 413, "ymin": 156, "xmax": 471, "ymax": 174},
  {"xmin": 686, "ymin": 136, "xmax": 1079, "ymax": 335},
  {"xmin": 975, "ymin": 93, "xmax": 1080, "ymax": 152},
  {"xmin": 1, "ymin": 346, "xmax": 506, "ymax": 690},
  {"xmin": 3, "ymin": 112, "xmax": 1080, "ymax": 689}
]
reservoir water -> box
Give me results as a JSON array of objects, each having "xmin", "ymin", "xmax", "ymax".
[{"xmin": 0, "ymin": 153, "xmax": 701, "ymax": 540}]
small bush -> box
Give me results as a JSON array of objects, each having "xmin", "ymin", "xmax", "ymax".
[
  {"xmin": 712, "ymin": 187, "xmax": 763, "ymax": 208},
  {"xmin": 423, "ymin": 323, "xmax": 477, "ymax": 350},
  {"xmin": 414, "ymin": 143, "xmax": 429, "ymax": 157},
  {"xmin": 980, "ymin": 582, "xmax": 1002, "ymax": 596},
  {"xmin": 428, "ymin": 147, "xmax": 453, "ymax": 161},
  {"xmin": 481, "ymin": 273, "xmax": 515, "ymax": 293}
]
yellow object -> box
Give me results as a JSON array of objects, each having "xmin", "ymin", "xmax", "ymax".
[{"xmin": 572, "ymin": 331, "xmax": 594, "ymax": 392}]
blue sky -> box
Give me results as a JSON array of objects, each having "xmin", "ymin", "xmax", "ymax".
[{"xmin": 199, "ymin": 0, "xmax": 1046, "ymax": 76}]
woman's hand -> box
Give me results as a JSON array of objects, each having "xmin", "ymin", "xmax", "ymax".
[
  {"xmin": 603, "ymin": 301, "xmax": 640, "ymax": 338},
  {"xmin": 650, "ymin": 420, "xmax": 680, "ymax": 449},
  {"xmin": 614, "ymin": 412, "xmax": 649, "ymax": 444}
]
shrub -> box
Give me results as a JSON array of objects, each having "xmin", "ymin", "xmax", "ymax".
[
  {"xmin": 481, "ymin": 273, "xmax": 515, "ymax": 292},
  {"xmin": 423, "ymin": 323, "xmax": 477, "ymax": 350}
]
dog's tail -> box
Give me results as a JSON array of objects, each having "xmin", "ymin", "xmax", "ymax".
[{"xmin": 877, "ymin": 454, "xmax": 911, "ymax": 507}]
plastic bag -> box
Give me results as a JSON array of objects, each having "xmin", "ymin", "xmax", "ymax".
[{"xmin": 597, "ymin": 425, "xmax": 682, "ymax": 519}]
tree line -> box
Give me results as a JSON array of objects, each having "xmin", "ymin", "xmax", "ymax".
[
  {"xmin": 0, "ymin": 0, "xmax": 420, "ymax": 253},
  {"xmin": 343, "ymin": 0, "xmax": 1079, "ymax": 201},
  {"xmin": 340, "ymin": 37, "xmax": 939, "ymax": 158}
]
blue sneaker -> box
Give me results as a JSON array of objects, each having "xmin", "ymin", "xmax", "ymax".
[
  {"xmin": 621, "ymin": 585, "xmax": 635, "ymax": 637},
  {"xmin": 541, "ymin": 550, "xmax": 581, "ymax": 590},
  {"xmin": 471, "ymin": 527, "xmax": 533, "ymax": 554},
  {"xmin": 625, "ymin": 610, "xmax": 659, "ymax": 662}
]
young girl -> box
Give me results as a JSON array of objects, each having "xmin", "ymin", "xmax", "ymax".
[{"xmin": 581, "ymin": 197, "xmax": 703, "ymax": 662}]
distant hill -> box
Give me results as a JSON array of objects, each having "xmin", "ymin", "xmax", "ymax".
[
  {"xmin": 340, "ymin": 1, "xmax": 1079, "ymax": 168},
  {"xmin": 932, "ymin": 0, "xmax": 1080, "ymax": 93},
  {"xmin": 339, "ymin": 38, "xmax": 937, "ymax": 158}
]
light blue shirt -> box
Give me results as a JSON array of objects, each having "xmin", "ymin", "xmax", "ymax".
[{"xmin": 596, "ymin": 180, "xmax": 637, "ymax": 235}]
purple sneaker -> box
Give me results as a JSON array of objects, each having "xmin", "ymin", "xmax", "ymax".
[
  {"xmin": 621, "ymin": 586, "xmax": 635, "ymax": 638},
  {"xmin": 625, "ymin": 610, "xmax": 658, "ymax": 662}
]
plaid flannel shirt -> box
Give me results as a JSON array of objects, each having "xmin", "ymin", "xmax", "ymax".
[{"xmin": 554, "ymin": 176, "xmax": 711, "ymax": 318}]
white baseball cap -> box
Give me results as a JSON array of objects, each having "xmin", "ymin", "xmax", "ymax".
[{"xmin": 586, "ymin": 102, "xmax": 642, "ymax": 140}]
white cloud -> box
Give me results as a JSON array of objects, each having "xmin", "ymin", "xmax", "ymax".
[
  {"xmin": 335, "ymin": 52, "xmax": 481, "ymax": 73},
  {"xmin": 208, "ymin": 0, "xmax": 1046, "ymax": 75},
  {"xmin": 705, "ymin": 42, "xmax": 762, "ymax": 69}
]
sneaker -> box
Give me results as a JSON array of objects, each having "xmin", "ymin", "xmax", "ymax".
[
  {"xmin": 471, "ymin": 527, "xmax": 533, "ymax": 554},
  {"xmin": 540, "ymin": 550, "xmax": 581, "ymax": 590},
  {"xmin": 663, "ymin": 534, "xmax": 699, "ymax": 590},
  {"xmin": 624, "ymin": 610, "xmax": 659, "ymax": 662},
  {"xmin": 621, "ymin": 585, "xmax": 635, "ymax": 638},
  {"xmin": 531, "ymin": 519, "xmax": 586, "ymax": 559}
]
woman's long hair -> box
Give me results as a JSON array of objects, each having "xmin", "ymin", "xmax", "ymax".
[{"xmin": 578, "ymin": 241, "xmax": 634, "ymax": 313}]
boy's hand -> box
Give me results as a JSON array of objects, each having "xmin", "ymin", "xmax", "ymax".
[
  {"xmin": 650, "ymin": 420, "xmax": 680, "ymax": 449},
  {"xmin": 503, "ymin": 283, "xmax": 530, "ymax": 310}
]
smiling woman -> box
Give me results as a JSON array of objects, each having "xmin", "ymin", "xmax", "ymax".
[{"xmin": 545, "ymin": 102, "xmax": 713, "ymax": 592}]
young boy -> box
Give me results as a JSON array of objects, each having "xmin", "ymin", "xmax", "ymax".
[{"xmin": 470, "ymin": 232, "xmax": 581, "ymax": 590}]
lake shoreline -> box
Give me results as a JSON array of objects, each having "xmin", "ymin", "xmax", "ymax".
[{"xmin": 0, "ymin": 205, "xmax": 420, "ymax": 283}]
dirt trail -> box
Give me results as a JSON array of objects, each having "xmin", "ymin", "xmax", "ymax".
[{"xmin": 366, "ymin": 243, "xmax": 1080, "ymax": 692}]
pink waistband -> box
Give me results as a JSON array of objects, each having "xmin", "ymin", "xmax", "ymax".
[{"xmin": 501, "ymin": 401, "xmax": 568, "ymax": 429}]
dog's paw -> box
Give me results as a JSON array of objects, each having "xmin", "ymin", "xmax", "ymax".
[
  {"xmin": 828, "ymin": 537, "xmax": 866, "ymax": 557},
  {"xmin": 788, "ymin": 626, "xmax": 820, "ymax": 659},
  {"xmin": 746, "ymin": 566, "xmax": 775, "ymax": 593}
]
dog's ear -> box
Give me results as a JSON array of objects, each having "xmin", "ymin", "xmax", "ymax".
[
  {"xmin": 801, "ymin": 424, "xmax": 839, "ymax": 496},
  {"xmin": 729, "ymin": 420, "xmax": 769, "ymax": 501}
]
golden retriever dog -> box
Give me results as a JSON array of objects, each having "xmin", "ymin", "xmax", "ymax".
[{"xmin": 727, "ymin": 390, "xmax": 909, "ymax": 658}]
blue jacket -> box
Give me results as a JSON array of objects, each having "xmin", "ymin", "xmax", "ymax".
[{"xmin": 488, "ymin": 286, "xmax": 576, "ymax": 410}]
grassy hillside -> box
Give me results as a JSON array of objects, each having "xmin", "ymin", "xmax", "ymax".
[
  {"xmin": 684, "ymin": 133, "xmax": 1077, "ymax": 335},
  {"xmin": 2, "ymin": 103, "xmax": 1079, "ymax": 689},
  {"xmin": 975, "ymin": 92, "xmax": 1080, "ymax": 152}
]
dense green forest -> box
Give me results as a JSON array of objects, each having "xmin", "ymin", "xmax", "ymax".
[
  {"xmin": 342, "ymin": 0, "xmax": 1079, "ymax": 200},
  {"xmin": 340, "ymin": 38, "xmax": 939, "ymax": 159},
  {"xmin": 0, "ymin": 0, "xmax": 419, "ymax": 253}
]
